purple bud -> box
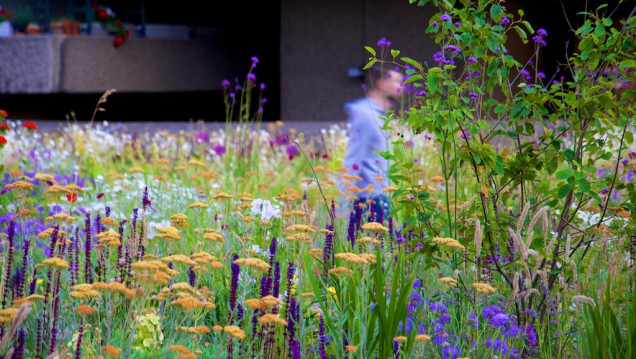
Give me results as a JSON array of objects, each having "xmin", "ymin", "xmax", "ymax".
[
  {"xmin": 500, "ymin": 16, "xmax": 511, "ymax": 25},
  {"xmin": 440, "ymin": 14, "xmax": 451, "ymax": 21},
  {"xmin": 222, "ymin": 79, "xmax": 231, "ymax": 87}
]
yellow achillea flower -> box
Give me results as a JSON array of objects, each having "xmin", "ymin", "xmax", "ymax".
[
  {"xmin": 70, "ymin": 290, "xmax": 101, "ymax": 299},
  {"xmin": 439, "ymin": 277, "xmax": 458, "ymax": 287},
  {"xmin": 359, "ymin": 254, "xmax": 377, "ymax": 263},
  {"xmin": 155, "ymin": 158, "xmax": 170, "ymax": 165},
  {"xmin": 415, "ymin": 334, "xmax": 431, "ymax": 342},
  {"xmin": 74, "ymin": 304, "xmax": 95, "ymax": 315},
  {"xmin": 155, "ymin": 226, "xmax": 182, "ymax": 241},
  {"xmin": 473, "ymin": 282, "xmax": 496, "ymax": 294},
  {"xmin": 100, "ymin": 217, "xmax": 118, "ymax": 227},
  {"xmin": 17, "ymin": 209, "xmax": 35, "ymax": 218},
  {"xmin": 432, "ymin": 237, "xmax": 465, "ymax": 251},
  {"xmin": 169, "ymin": 213, "xmax": 189, "ymax": 228},
  {"xmin": 393, "ymin": 336, "xmax": 407, "ymax": 343},
  {"xmin": 171, "ymin": 297, "xmax": 214, "ymax": 310},
  {"xmin": 45, "ymin": 213, "xmax": 76, "ymax": 223},
  {"xmin": 6, "ymin": 181, "xmax": 34, "ymax": 191},
  {"xmin": 314, "ymin": 165, "xmax": 327, "ymax": 172},
  {"xmin": 358, "ymin": 236, "xmax": 373, "ymax": 243},
  {"xmin": 171, "ymin": 282, "xmax": 201, "ymax": 296},
  {"xmin": 35, "ymin": 173, "xmax": 55, "ymax": 182},
  {"xmin": 168, "ymin": 344, "xmax": 191, "ymax": 354},
  {"xmin": 224, "ymin": 325, "xmax": 246, "ymax": 340},
  {"xmin": 300, "ymin": 292, "xmax": 315, "ymax": 299},
  {"xmin": 203, "ymin": 232, "xmax": 225, "ymax": 242},
  {"xmin": 275, "ymin": 193, "xmax": 296, "ymax": 202},
  {"xmin": 102, "ymin": 345, "xmax": 120, "ymax": 357},
  {"xmin": 162, "ymin": 255, "xmax": 196, "ymax": 266},
  {"xmin": 209, "ymin": 261, "xmax": 224, "ymax": 269},
  {"xmin": 92, "ymin": 282, "xmax": 135, "ymax": 298},
  {"xmin": 191, "ymin": 252, "xmax": 217, "ymax": 263},
  {"xmin": 213, "ymin": 325, "xmax": 223, "ymax": 332},
  {"xmin": 345, "ymin": 345, "xmax": 357, "ymax": 353},
  {"xmin": 233, "ymin": 258, "xmax": 271, "ymax": 271},
  {"xmin": 212, "ymin": 192, "xmax": 233, "ymax": 200},
  {"xmin": 45, "ymin": 185, "xmax": 71, "ymax": 195},
  {"xmin": 361, "ymin": 222, "xmax": 389, "ymax": 233},
  {"xmin": 616, "ymin": 210, "xmax": 632, "ymax": 219},
  {"xmin": 128, "ymin": 167, "xmax": 145, "ymax": 174},
  {"xmin": 334, "ymin": 252, "xmax": 368, "ymax": 264},
  {"xmin": 188, "ymin": 202, "xmax": 210, "ymax": 209},
  {"xmin": 285, "ymin": 224, "xmax": 316, "ymax": 233},
  {"xmin": 430, "ymin": 176, "xmax": 446, "ymax": 182},
  {"xmin": 308, "ymin": 248, "xmax": 323, "ymax": 258},
  {"xmin": 244, "ymin": 299, "xmax": 265, "ymax": 310},
  {"xmin": 383, "ymin": 186, "xmax": 398, "ymax": 193},
  {"xmin": 258, "ymin": 314, "xmax": 288, "ymax": 326},
  {"xmin": 96, "ymin": 231, "xmax": 121, "ymax": 246},
  {"xmin": 188, "ymin": 159, "xmax": 208, "ymax": 168},
  {"xmin": 328, "ymin": 267, "xmax": 353, "ymax": 276},
  {"xmin": 64, "ymin": 184, "xmax": 85, "ymax": 193},
  {"xmin": 286, "ymin": 233, "xmax": 312, "ymax": 243},
  {"xmin": 260, "ymin": 295, "xmax": 283, "ymax": 308},
  {"xmin": 41, "ymin": 258, "xmax": 70, "ymax": 270},
  {"xmin": 582, "ymin": 206, "xmax": 600, "ymax": 214}
]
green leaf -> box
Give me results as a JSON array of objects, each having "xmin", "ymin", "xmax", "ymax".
[
  {"xmin": 404, "ymin": 74, "xmax": 423, "ymax": 85},
  {"xmin": 556, "ymin": 169, "xmax": 574, "ymax": 180},
  {"xmin": 619, "ymin": 59, "xmax": 636, "ymax": 69},
  {"xmin": 391, "ymin": 49, "xmax": 400, "ymax": 58},
  {"xmin": 563, "ymin": 148, "xmax": 575, "ymax": 161},
  {"xmin": 558, "ymin": 184, "xmax": 572, "ymax": 199},
  {"xmin": 400, "ymin": 57, "xmax": 423, "ymax": 71},
  {"xmin": 490, "ymin": 4, "xmax": 502, "ymax": 19},
  {"xmin": 363, "ymin": 58, "xmax": 378, "ymax": 70},
  {"xmin": 364, "ymin": 46, "xmax": 376, "ymax": 57}
]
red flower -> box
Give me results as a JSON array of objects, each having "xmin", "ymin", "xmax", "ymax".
[
  {"xmin": 0, "ymin": 8, "xmax": 7, "ymax": 16},
  {"xmin": 23, "ymin": 122, "xmax": 37, "ymax": 130},
  {"xmin": 115, "ymin": 21, "xmax": 123, "ymax": 29},
  {"xmin": 125, "ymin": 29, "xmax": 130, "ymax": 37},
  {"xmin": 0, "ymin": 136, "xmax": 6, "ymax": 146},
  {"xmin": 0, "ymin": 123, "xmax": 9, "ymax": 132},
  {"xmin": 0, "ymin": 110, "xmax": 8, "ymax": 117},
  {"xmin": 0, "ymin": 189, "xmax": 6, "ymax": 195},
  {"xmin": 98, "ymin": 9, "xmax": 108, "ymax": 20},
  {"xmin": 113, "ymin": 35, "xmax": 125, "ymax": 48},
  {"xmin": 66, "ymin": 192, "xmax": 78, "ymax": 203},
  {"xmin": 352, "ymin": 164, "xmax": 360, "ymax": 171},
  {"xmin": 96, "ymin": 192, "xmax": 105, "ymax": 199}
]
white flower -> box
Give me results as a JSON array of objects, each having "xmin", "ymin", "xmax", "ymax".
[{"xmin": 250, "ymin": 199, "xmax": 281, "ymax": 221}]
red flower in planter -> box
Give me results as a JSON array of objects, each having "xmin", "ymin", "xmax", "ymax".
[
  {"xmin": 66, "ymin": 192, "xmax": 78, "ymax": 202},
  {"xmin": 0, "ymin": 123, "xmax": 9, "ymax": 132},
  {"xmin": 0, "ymin": 136, "xmax": 6, "ymax": 146},
  {"xmin": 113, "ymin": 35, "xmax": 125, "ymax": 48},
  {"xmin": 97, "ymin": 9, "xmax": 108, "ymax": 20},
  {"xmin": 23, "ymin": 122, "xmax": 37, "ymax": 130}
]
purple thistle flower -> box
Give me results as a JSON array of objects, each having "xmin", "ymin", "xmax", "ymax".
[
  {"xmin": 222, "ymin": 79, "xmax": 231, "ymax": 87},
  {"xmin": 416, "ymin": 90, "xmax": 428, "ymax": 96},
  {"xmin": 84, "ymin": 214, "xmax": 93, "ymax": 283},
  {"xmin": 286, "ymin": 144, "xmax": 298, "ymax": 159},
  {"xmin": 247, "ymin": 73, "xmax": 257, "ymax": 82},
  {"xmin": 189, "ymin": 266, "xmax": 195, "ymax": 287},
  {"xmin": 537, "ymin": 28, "xmax": 548, "ymax": 37},
  {"xmin": 213, "ymin": 144, "xmax": 226, "ymax": 156},
  {"xmin": 469, "ymin": 92, "xmax": 479, "ymax": 100},
  {"xmin": 467, "ymin": 56, "xmax": 477, "ymax": 63},
  {"xmin": 260, "ymin": 82, "xmax": 266, "ymax": 91},
  {"xmin": 453, "ymin": 21, "xmax": 461, "ymax": 28},
  {"xmin": 142, "ymin": 186, "xmax": 150, "ymax": 211},
  {"xmin": 318, "ymin": 315, "xmax": 326, "ymax": 359},
  {"xmin": 433, "ymin": 51, "xmax": 446, "ymax": 63},
  {"xmin": 500, "ymin": 16, "xmax": 511, "ymax": 25},
  {"xmin": 431, "ymin": 21, "xmax": 438, "ymax": 28},
  {"xmin": 251, "ymin": 56, "xmax": 259, "ymax": 68},
  {"xmin": 272, "ymin": 261, "xmax": 281, "ymax": 297},
  {"xmin": 601, "ymin": 188, "xmax": 610, "ymax": 194},
  {"xmin": 532, "ymin": 35, "xmax": 546, "ymax": 46},
  {"xmin": 230, "ymin": 254, "xmax": 240, "ymax": 317},
  {"xmin": 443, "ymin": 45, "xmax": 461, "ymax": 55},
  {"xmin": 347, "ymin": 211, "xmax": 356, "ymax": 249},
  {"xmin": 440, "ymin": 14, "xmax": 452, "ymax": 21}
]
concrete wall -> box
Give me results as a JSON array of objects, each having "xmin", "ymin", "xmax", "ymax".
[
  {"xmin": 0, "ymin": 33, "xmax": 244, "ymax": 94},
  {"xmin": 280, "ymin": 0, "xmax": 437, "ymax": 123}
]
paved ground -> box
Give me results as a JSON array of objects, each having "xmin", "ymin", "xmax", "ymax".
[{"xmin": 28, "ymin": 119, "xmax": 347, "ymax": 136}]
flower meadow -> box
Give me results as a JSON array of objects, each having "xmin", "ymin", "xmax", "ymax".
[{"xmin": 0, "ymin": 1, "xmax": 635, "ymax": 359}]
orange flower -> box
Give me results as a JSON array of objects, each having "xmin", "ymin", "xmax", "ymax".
[
  {"xmin": 23, "ymin": 122, "xmax": 37, "ymax": 130},
  {"xmin": 66, "ymin": 192, "xmax": 78, "ymax": 202}
]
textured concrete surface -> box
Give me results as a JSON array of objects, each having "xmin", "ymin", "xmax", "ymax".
[{"xmin": 0, "ymin": 34, "xmax": 244, "ymax": 94}]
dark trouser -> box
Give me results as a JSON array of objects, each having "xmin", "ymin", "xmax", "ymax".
[{"xmin": 352, "ymin": 195, "xmax": 390, "ymax": 222}]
